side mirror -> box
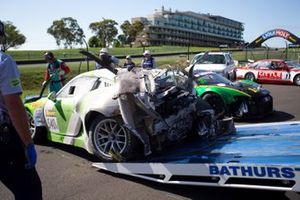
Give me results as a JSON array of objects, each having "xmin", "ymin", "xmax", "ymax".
[{"xmin": 48, "ymin": 91, "xmax": 57, "ymax": 102}]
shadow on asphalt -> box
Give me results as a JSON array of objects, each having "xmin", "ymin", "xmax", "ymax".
[
  {"xmin": 38, "ymin": 140, "xmax": 99, "ymax": 162},
  {"xmin": 236, "ymin": 110, "xmax": 295, "ymax": 124},
  {"xmin": 97, "ymin": 169, "xmax": 291, "ymax": 200}
]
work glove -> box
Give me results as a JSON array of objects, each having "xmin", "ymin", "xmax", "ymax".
[{"xmin": 24, "ymin": 143, "xmax": 37, "ymax": 169}]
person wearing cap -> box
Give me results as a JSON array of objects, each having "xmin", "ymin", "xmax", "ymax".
[
  {"xmin": 43, "ymin": 51, "xmax": 70, "ymax": 93},
  {"xmin": 141, "ymin": 50, "xmax": 157, "ymax": 69},
  {"xmin": 123, "ymin": 55, "xmax": 136, "ymax": 71},
  {"xmin": 95, "ymin": 48, "xmax": 119, "ymax": 70},
  {"xmin": 0, "ymin": 20, "xmax": 42, "ymax": 200}
]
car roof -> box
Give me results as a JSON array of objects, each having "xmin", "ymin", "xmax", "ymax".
[
  {"xmin": 194, "ymin": 52, "xmax": 230, "ymax": 56},
  {"xmin": 76, "ymin": 69, "xmax": 117, "ymax": 80},
  {"xmin": 255, "ymin": 59, "xmax": 285, "ymax": 62}
]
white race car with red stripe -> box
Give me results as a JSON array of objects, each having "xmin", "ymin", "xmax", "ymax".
[{"xmin": 236, "ymin": 59, "xmax": 300, "ymax": 86}]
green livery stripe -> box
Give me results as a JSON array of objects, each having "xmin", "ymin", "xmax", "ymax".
[
  {"xmin": 194, "ymin": 85, "xmax": 251, "ymax": 97},
  {"xmin": 48, "ymin": 133, "xmax": 84, "ymax": 148}
]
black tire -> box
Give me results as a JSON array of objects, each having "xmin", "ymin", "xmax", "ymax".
[
  {"xmin": 293, "ymin": 74, "xmax": 300, "ymax": 86},
  {"xmin": 245, "ymin": 72, "xmax": 256, "ymax": 81},
  {"xmin": 202, "ymin": 93, "xmax": 226, "ymax": 119},
  {"xmin": 88, "ymin": 116, "xmax": 137, "ymax": 162},
  {"xmin": 231, "ymin": 70, "xmax": 237, "ymax": 81},
  {"xmin": 27, "ymin": 111, "xmax": 47, "ymax": 143}
]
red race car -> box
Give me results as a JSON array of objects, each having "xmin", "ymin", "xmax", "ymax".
[{"xmin": 236, "ymin": 59, "xmax": 300, "ymax": 86}]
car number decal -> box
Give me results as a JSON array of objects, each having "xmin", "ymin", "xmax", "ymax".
[{"xmin": 46, "ymin": 117, "xmax": 59, "ymax": 133}]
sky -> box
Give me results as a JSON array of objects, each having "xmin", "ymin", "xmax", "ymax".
[{"xmin": 2, "ymin": 0, "xmax": 300, "ymax": 50}]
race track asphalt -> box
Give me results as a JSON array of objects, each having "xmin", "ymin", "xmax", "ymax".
[{"xmin": 1, "ymin": 84, "xmax": 300, "ymax": 200}]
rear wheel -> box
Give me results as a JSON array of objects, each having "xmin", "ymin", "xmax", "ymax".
[
  {"xmin": 202, "ymin": 93, "xmax": 226, "ymax": 119},
  {"xmin": 293, "ymin": 74, "xmax": 300, "ymax": 86},
  {"xmin": 245, "ymin": 72, "xmax": 256, "ymax": 81},
  {"xmin": 89, "ymin": 116, "xmax": 137, "ymax": 161}
]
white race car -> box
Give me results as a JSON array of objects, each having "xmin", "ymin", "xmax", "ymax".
[{"xmin": 25, "ymin": 59, "xmax": 235, "ymax": 162}]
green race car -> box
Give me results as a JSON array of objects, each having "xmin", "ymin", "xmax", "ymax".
[{"xmin": 193, "ymin": 71, "xmax": 273, "ymax": 119}]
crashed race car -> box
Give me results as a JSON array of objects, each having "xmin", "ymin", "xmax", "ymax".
[
  {"xmin": 192, "ymin": 71, "xmax": 273, "ymax": 119},
  {"xmin": 24, "ymin": 51, "xmax": 235, "ymax": 162}
]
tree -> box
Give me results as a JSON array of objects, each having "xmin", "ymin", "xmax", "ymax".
[
  {"xmin": 88, "ymin": 36, "xmax": 101, "ymax": 48},
  {"xmin": 1, "ymin": 21, "xmax": 26, "ymax": 51},
  {"xmin": 47, "ymin": 17, "xmax": 85, "ymax": 49},
  {"xmin": 89, "ymin": 19, "xmax": 118, "ymax": 47},
  {"xmin": 117, "ymin": 34, "xmax": 126, "ymax": 46},
  {"xmin": 120, "ymin": 20, "xmax": 144, "ymax": 47},
  {"xmin": 112, "ymin": 39, "xmax": 121, "ymax": 48}
]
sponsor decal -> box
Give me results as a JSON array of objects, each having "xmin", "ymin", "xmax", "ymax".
[
  {"xmin": 10, "ymin": 78, "xmax": 20, "ymax": 87},
  {"xmin": 30, "ymin": 101, "xmax": 44, "ymax": 108},
  {"xmin": 46, "ymin": 117, "xmax": 59, "ymax": 133},
  {"xmin": 45, "ymin": 110, "xmax": 56, "ymax": 117},
  {"xmin": 258, "ymin": 71, "xmax": 282, "ymax": 80},
  {"xmin": 261, "ymin": 29, "xmax": 290, "ymax": 40},
  {"xmin": 209, "ymin": 165, "xmax": 299, "ymax": 178}
]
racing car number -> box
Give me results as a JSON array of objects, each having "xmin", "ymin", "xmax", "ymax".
[{"xmin": 46, "ymin": 117, "xmax": 59, "ymax": 133}]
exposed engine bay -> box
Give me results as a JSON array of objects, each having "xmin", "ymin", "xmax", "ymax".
[{"xmin": 114, "ymin": 67, "xmax": 235, "ymax": 159}]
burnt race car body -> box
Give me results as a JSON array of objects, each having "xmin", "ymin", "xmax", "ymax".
[
  {"xmin": 236, "ymin": 59, "xmax": 300, "ymax": 86},
  {"xmin": 25, "ymin": 51, "xmax": 235, "ymax": 162}
]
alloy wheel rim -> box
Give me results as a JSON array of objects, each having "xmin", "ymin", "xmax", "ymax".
[{"xmin": 93, "ymin": 119, "xmax": 127, "ymax": 157}]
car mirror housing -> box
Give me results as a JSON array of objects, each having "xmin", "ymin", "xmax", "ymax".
[{"xmin": 48, "ymin": 91, "xmax": 57, "ymax": 102}]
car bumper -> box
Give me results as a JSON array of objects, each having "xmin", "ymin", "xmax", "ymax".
[{"xmin": 246, "ymin": 95, "xmax": 273, "ymax": 117}]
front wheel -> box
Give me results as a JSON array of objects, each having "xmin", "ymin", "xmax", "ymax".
[
  {"xmin": 293, "ymin": 74, "xmax": 300, "ymax": 86},
  {"xmin": 202, "ymin": 93, "xmax": 226, "ymax": 119},
  {"xmin": 27, "ymin": 111, "xmax": 47, "ymax": 143},
  {"xmin": 89, "ymin": 116, "xmax": 138, "ymax": 161}
]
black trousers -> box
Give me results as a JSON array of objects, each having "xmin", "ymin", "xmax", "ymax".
[{"xmin": 0, "ymin": 128, "xmax": 42, "ymax": 200}]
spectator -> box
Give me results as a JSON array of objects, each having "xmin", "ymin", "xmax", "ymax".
[
  {"xmin": 141, "ymin": 50, "xmax": 157, "ymax": 69},
  {"xmin": 43, "ymin": 52, "xmax": 70, "ymax": 93},
  {"xmin": 0, "ymin": 20, "xmax": 42, "ymax": 200},
  {"xmin": 123, "ymin": 55, "xmax": 136, "ymax": 71},
  {"xmin": 95, "ymin": 48, "xmax": 119, "ymax": 70}
]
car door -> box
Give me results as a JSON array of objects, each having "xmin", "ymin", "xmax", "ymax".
[
  {"xmin": 258, "ymin": 61, "xmax": 288, "ymax": 83},
  {"xmin": 256, "ymin": 61, "xmax": 276, "ymax": 82},
  {"xmin": 43, "ymin": 76, "xmax": 100, "ymax": 137},
  {"xmin": 276, "ymin": 62, "xmax": 292, "ymax": 82}
]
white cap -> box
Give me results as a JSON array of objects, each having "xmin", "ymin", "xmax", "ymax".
[
  {"xmin": 100, "ymin": 48, "xmax": 108, "ymax": 55},
  {"xmin": 126, "ymin": 55, "xmax": 131, "ymax": 59},
  {"xmin": 143, "ymin": 50, "xmax": 150, "ymax": 56}
]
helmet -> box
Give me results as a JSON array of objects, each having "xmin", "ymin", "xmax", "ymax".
[
  {"xmin": 143, "ymin": 50, "xmax": 150, "ymax": 56},
  {"xmin": 0, "ymin": 21, "xmax": 5, "ymax": 37},
  {"xmin": 44, "ymin": 52, "xmax": 54, "ymax": 60},
  {"xmin": 126, "ymin": 55, "xmax": 131, "ymax": 59},
  {"xmin": 100, "ymin": 48, "xmax": 108, "ymax": 55}
]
